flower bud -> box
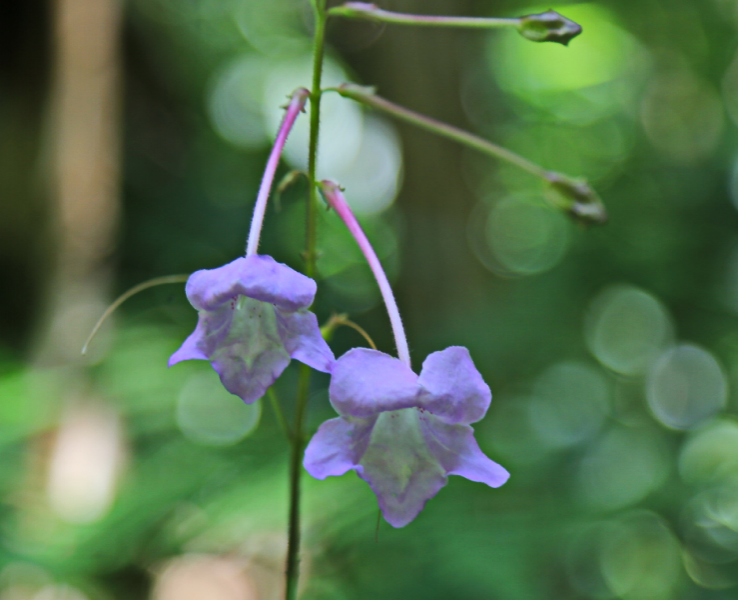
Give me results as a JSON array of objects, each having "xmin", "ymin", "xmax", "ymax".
[
  {"xmin": 518, "ymin": 10, "xmax": 582, "ymax": 46},
  {"xmin": 545, "ymin": 173, "xmax": 608, "ymax": 225}
]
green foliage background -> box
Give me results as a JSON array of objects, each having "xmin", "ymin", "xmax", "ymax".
[{"xmin": 3, "ymin": 0, "xmax": 738, "ymax": 598}]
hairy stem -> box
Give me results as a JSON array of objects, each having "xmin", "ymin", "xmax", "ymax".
[
  {"xmin": 336, "ymin": 83, "xmax": 546, "ymax": 177},
  {"xmin": 319, "ymin": 181, "xmax": 411, "ymax": 368},
  {"xmin": 304, "ymin": 9, "xmax": 327, "ymax": 277},
  {"xmin": 328, "ymin": 4, "xmax": 583, "ymax": 46},
  {"xmin": 332, "ymin": 84, "xmax": 607, "ymax": 224},
  {"xmin": 246, "ymin": 88, "xmax": 310, "ymax": 256},
  {"xmin": 285, "ymin": 3, "xmax": 326, "ymax": 599},
  {"xmin": 329, "ymin": 2, "xmax": 519, "ymax": 29},
  {"xmin": 285, "ymin": 363, "xmax": 311, "ymax": 600}
]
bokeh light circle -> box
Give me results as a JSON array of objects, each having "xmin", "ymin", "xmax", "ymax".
[
  {"xmin": 683, "ymin": 548, "xmax": 738, "ymax": 590},
  {"xmin": 328, "ymin": 116, "xmax": 403, "ymax": 215},
  {"xmin": 681, "ymin": 488, "xmax": 738, "ymax": 568},
  {"xmin": 485, "ymin": 197, "xmax": 570, "ymax": 276},
  {"xmin": 33, "ymin": 585, "xmax": 89, "ymax": 600},
  {"xmin": 177, "ymin": 371, "xmax": 261, "ymax": 446},
  {"xmin": 680, "ymin": 419, "xmax": 738, "ymax": 484},
  {"xmin": 208, "ymin": 54, "xmax": 403, "ymax": 215},
  {"xmin": 585, "ymin": 285, "xmax": 673, "ymax": 376},
  {"xmin": 577, "ymin": 426, "xmax": 668, "ymax": 511},
  {"xmin": 647, "ymin": 345, "xmax": 727, "ymax": 430},
  {"xmin": 153, "ymin": 554, "xmax": 257, "ymax": 600},
  {"xmin": 600, "ymin": 512, "xmax": 682, "ymax": 600},
  {"xmin": 529, "ymin": 361, "xmax": 609, "ymax": 449},
  {"xmin": 261, "ymin": 57, "xmax": 363, "ymax": 176},
  {"xmin": 208, "ymin": 56, "xmax": 270, "ymax": 149},
  {"xmin": 565, "ymin": 522, "xmax": 619, "ymax": 598},
  {"xmin": 641, "ymin": 70, "xmax": 724, "ymax": 165},
  {"xmin": 492, "ymin": 4, "xmax": 644, "ymax": 94},
  {"xmin": 484, "ymin": 395, "xmax": 550, "ymax": 466}
]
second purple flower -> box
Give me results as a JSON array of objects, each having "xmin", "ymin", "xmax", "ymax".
[{"xmin": 304, "ymin": 346, "xmax": 509, "ymax": 527}]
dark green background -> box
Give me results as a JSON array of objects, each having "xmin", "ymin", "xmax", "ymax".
[{"xmin": 2, "ymin": 0, "xmax": 738, "ymax": 598}]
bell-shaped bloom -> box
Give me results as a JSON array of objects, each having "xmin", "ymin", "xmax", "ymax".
[
  {"xmin": 169, "ymin": 254, "xmax": 334, "ymax": 404},
  {"xmin": 304, "ymin": 345, "xmax": 509, "ymax": 527}
]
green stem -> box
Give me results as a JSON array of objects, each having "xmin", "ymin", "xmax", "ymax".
[
  {"xmin": 335, "ymin": 84, "xmax": 546, "ymax": 178},
  {"xmin": 285, "ymin": 3, "xmax": 326, "ymax": 599},
  {"xmin": 329, "ymin": 3, "xmax": 519, "ymax": 29},
  {"xmin": 332, "ymin": 84, "xmax": 607, "ymax": 224},
  {"xmin": 268, "ymin": 388, "xmax": 291, "ymax": 442},
  {"xmin": 328, "ymin": 4, "xmax": 582, "ymax": 46},
  {"xmin": 304, "ymin": 8, "xmax": 327, "ymax": 278},
  {"xmin": 285, "ymin": 363, "xmax": 311, "ymax": 600}
]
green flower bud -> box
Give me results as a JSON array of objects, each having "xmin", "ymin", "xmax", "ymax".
[
  {"xmin": 518, "ymin": 10, "xmax": 582, "ymax": 46},
  {"xmin": 545, "ymin": 173, "xmax": 608, "ymax": 225}
]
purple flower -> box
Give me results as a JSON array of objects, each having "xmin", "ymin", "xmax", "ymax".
[
  {"xmin": 169, "ymin": 254, "xmax": 334, "ymax": 404},
  {"xmin": 304, "ymin": 345, "xmax": 509, "ymax": 527}
]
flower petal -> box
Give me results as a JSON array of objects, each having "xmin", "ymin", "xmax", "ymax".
[
  {"xmin": 419, "ymin": 414, "xmax": 510, "ymax": 488},
  {"xmin": 276, "ymin": 309, "xmax": 335, "ymax": 373},
  {"xmin": 357, "ymin": 409, "xmax": 447, "ymax": 527},
  {"xmin": 186, "ymin": 255, "xmax": 316, "ymax": 313},
  {"xmin": 169, "ymin": 298, "xmax": 235, "ymax": 365},
  {"xmin": 330, "ymin": 348, "xmax": 419, "ymax": 418},
  {"xmin": 170, "ymin": 296, "xmax": 290, "ymax": 404},
  {"xmin": 417, "ymin": 346, "xmax": 491, "ymax": 424},
  {"xmin": 303, "ymin": 415, "xmax": 377, "ymax": 479},
  {"xmin": 168, "ymin": 321, "xmax": 208, "ymax": 365}
]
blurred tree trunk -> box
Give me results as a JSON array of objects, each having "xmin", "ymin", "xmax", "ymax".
[
  {"xmin": 33, "ymin": 0, "xmax": 122, "ymax": 366},
  {"xmin": 19, "ymin": 0, "xmax": 128, "ymax": 533},
  {"xmin": 339, "ymin": 0, "xmax": 495, "ymax": 345},
  {"xmin": 0, "ymin": 0, "xmax": 51, "ymax": 351}
]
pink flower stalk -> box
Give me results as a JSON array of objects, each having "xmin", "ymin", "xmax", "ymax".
[
  {"xmin": 246, "ymin": 87, "xmax": 310, "ymax": 257},
  {"xmin": 319, "ymin": 180, "xmax": 411, "ymax": 367},
  {"xmin": 169, "ymin": 88, "xmax": 335, "ymax": 404},
  {"xmin": 308, "ymin": 181, "xmax": 508, "ymax": 527}
]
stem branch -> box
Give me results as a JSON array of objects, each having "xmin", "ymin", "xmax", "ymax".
[
  {"xmin": 284, "ymin": 3, "xmax": 326, "ymax": 599},
  {"xmin": 321, "ymin": 313, "xmax": 378, "ymax": 350},
  {"xmin": 336, "ymin": 83, "xmax": 546, "ymax": 177},
  {"xmin": 285, "ymin": 363, "xmax": 311, "ymax": 600},
  {"xmin": 332, "ymin": 84, "xmax": 607, "ymax": 224},
  {"xmin": 328, "ymin": 4, "xmax": 583, "ymax": 45},
  {"xmin": 329, "ymin": 2, "xmax": 519, "ymax": 29},
  {"xmin": 304, "ymin": 11, "xmax": 327, "ymax": 277}
]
